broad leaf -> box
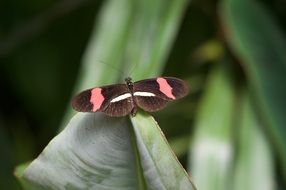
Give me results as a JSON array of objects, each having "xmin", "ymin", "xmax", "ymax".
[
  {"xmin": 131, "ymin": 113, "xmax": 196, "ymax": 190},
  {"xmin": 22, "ymin": 113, "xmax": 138, "ymax": 190},
  {"xmin": 189, "ymin": 63, "xmax": 235, "ymax": 190},
  {"xmin": 20, "ymin": 112, "xmax": 196, "ymax": 190},
  {"xmin": 233, "ymin": 89, "xmax": 275, "ymax": 190}
]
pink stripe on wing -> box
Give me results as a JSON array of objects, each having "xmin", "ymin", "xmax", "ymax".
[
  {"xmin": 90, "ymin": 88, "xmax": 104, "ymax": 112},
  {"xmin": 157, "ymin": 78, "xmax": 175, "ymax": 99}
]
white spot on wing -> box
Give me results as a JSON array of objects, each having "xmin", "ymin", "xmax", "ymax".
[
  {"xmin": 110, "ymin": 93, "xmax": 132, "ymax": 103},
  {"xmin": 134, "ymin": 92, "xmax": 155, "ymax": 97}
]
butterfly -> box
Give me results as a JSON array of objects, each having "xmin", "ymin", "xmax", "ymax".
[{"xmin": 72, "ymin": 77, "xmax": 189, "ymax": 117}]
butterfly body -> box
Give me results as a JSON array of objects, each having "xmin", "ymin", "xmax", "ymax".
[{"xmin": 72, "ymin": 77, "xmax": 189, "ymax": 117}]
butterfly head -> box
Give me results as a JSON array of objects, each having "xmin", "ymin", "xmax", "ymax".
[{"xmin": 125, "ymin": 77, "xmax": 133, "ymax": 86}]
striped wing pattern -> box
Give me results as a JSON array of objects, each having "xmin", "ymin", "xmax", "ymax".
[
  {"xmin": 72, "ymin": 84, "xmax": 133, "ymax": 117},
  {"xmin": 72, "ymin": 77, "xmax": 189, "ymax": 116},
  {"xmin": 133, "ymin": 77, "xmax": 189, "ymax": 112}
]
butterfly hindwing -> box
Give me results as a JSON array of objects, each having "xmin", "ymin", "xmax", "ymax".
[
  {"xmin": 102, "ymin": 92, "xmax": 134, "ymax": 117},
  {"xmin": 134, "ymin": 96, "xmax": 169, "ymax": 112},
  {"xmin": 72, "ymin": 84, "xmax": 134, "ymax": 116},
  {"xmin": 133, "ymin": 77, "xmax": 189, "ymax": 112}
]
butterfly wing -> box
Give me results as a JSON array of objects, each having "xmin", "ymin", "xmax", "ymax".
[
  {"xmin": 72, "ymin": 84, "xmax": 134, "ymax": 117},
  {"xmin": 133, "ymin": 77, "xmax": 189, "ymax": 112}
]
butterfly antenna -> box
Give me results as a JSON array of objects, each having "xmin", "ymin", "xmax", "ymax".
[
  {"xmin": 97, "ymin": 60, "xmax": 123, "ymax": 73},
  {"xmin": 126, "ymin": 62, "xmax": 139, "ymax": 79}
]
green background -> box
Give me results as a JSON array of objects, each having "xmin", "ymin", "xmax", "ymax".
[{"xmin": 0, "ymin": 0, "xmax": 285, "ymax": 189}]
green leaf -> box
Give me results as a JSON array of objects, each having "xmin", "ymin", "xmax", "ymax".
[
  {"xmin": 220, "ymin": 0, "xmax": 286, "ymax": 178},
  {"xmin": 19, "ymin": 112, "xmax": 195, "ymax": 189},
  {"xmin": 131, "ymin": 113, "xmax": 196, "ymax": 190},
  {"xmin": 22, "ymin": 113, "xmax": 139, "ymax": 190},
  {"xmin": 233, "ymin": 89, "xmax": 275, "ymax": 190},
  {"xmin": 189, "ymin": 63, "xmax": 235, "ymax": 190}
]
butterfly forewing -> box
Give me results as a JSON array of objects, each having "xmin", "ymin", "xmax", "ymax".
[
  {"xmin": 133, "ymin": 77, "xmax": 189, "ymax": 112},
  {"xmin": 72, "ymin": 84, "xmax": 133, "ymax": 116},
  {"xmin": 164, "ymin": 77, "xmax": 189, "ymax": 99},
  {"xmin": 71, "ymin": 89, "xmax": 94, "ymax": 112}
]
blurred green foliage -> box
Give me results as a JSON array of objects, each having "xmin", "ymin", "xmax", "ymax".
[{"xmin": 0, "ymin": 0, "xmax": 285, "ymax": 189}]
